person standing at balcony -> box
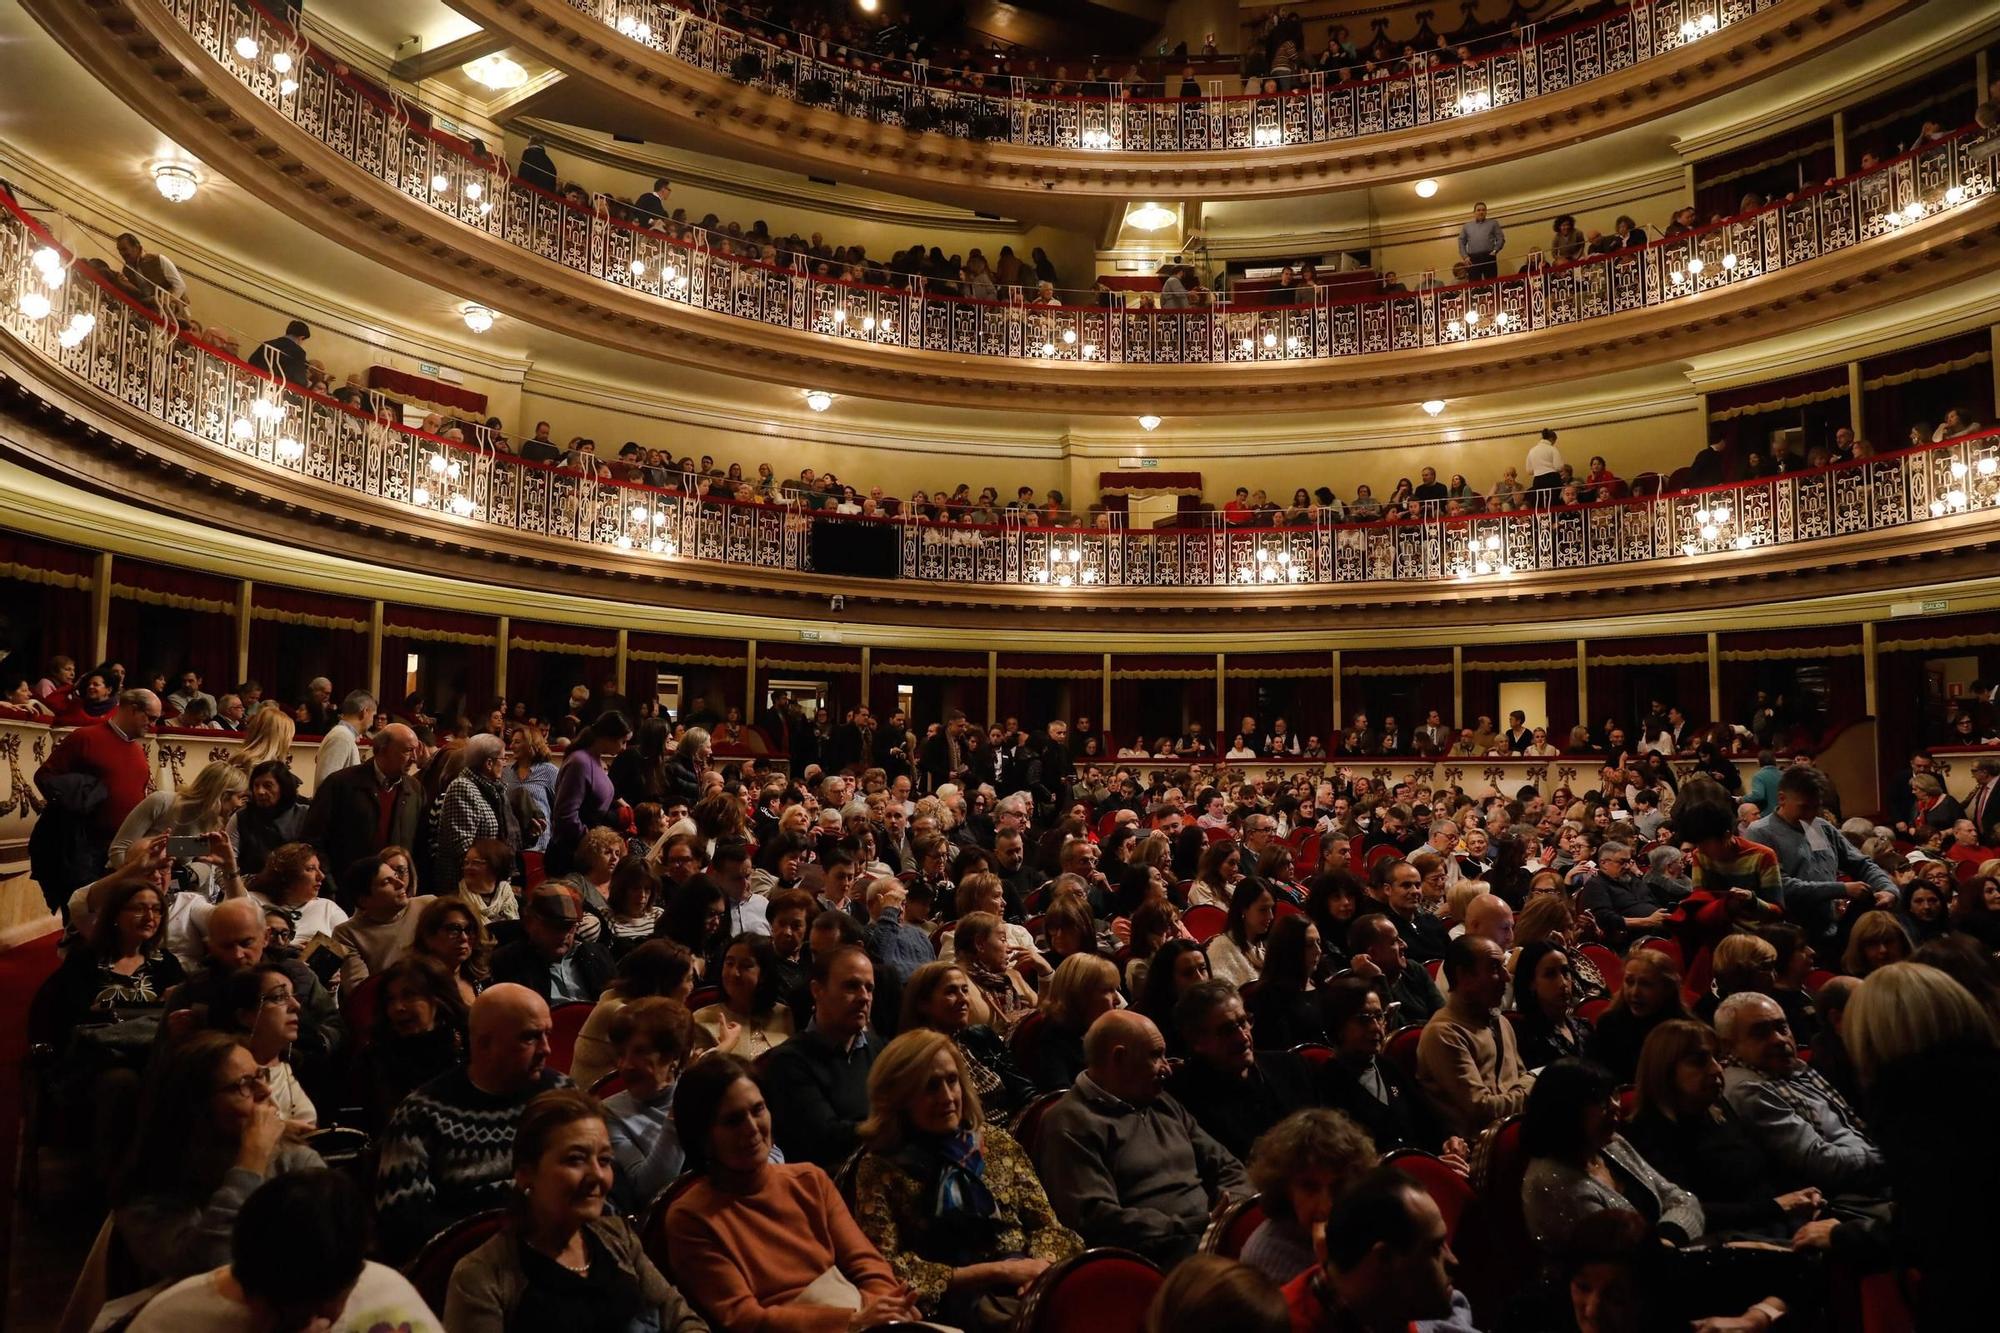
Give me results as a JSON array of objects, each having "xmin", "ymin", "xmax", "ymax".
[
  {"xmin": 1526, "ymin": 428, "xmax": 1564, "ymax": 494},
  {"xmin": 1688, "ymin": 436, "xmax": 1731, "ymax": 488},
  {"xmin": 313, "ymin": 690, "xmax": 376, "ymax": 789},
  {"xmin": 252, "ymin": 319, "xmax": 312, "ymax": 387},
  {"xmin": 517, "ymin": 137, "xmax": 558, "ymax": 193},
  {"xmin": 112, "ymin": 232, "xmax": 190, "ymax": 321},
  {"xmin": 33, "ymin": 688, "xmax": 160, "ymax": 909},
  {"xmin": 635, "ymin": 177, "xmax": 671, "ymax": 223},
  {"xmin": 1457, "ymin": 203, "xmax": 1504, "ymax": 281}
]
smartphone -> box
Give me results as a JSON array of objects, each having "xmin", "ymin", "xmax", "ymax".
[{"xmin": 165, "ymin": 835, "xmax": 209, "ymax": 861}]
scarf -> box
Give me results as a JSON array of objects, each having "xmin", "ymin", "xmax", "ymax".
[{"xmin": 910, "ymin": 1130, "xmax": 997, "ymax": 1221}]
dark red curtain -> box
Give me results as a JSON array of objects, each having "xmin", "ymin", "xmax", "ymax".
[
  {"xmin": 1342, "ymin": 648, "xmax": 1452, "ymax": 733},
  {"xmin": 107, "ymin": 560, "xmax": 238, "ymax": 689},
  {"xmin": 630, "ymin": 631, "xmax": 749, "ymax": 727},
  {"xmin": 1587, "ymin": 635, "xmax": 1708, "ymax": 736},
  {"xmin": 0, "ymin": 531, "xmax": 96, "ymax": 685},
  {"xmin": 1225, "ymin": 652, "xmax": 1333, "ymax": 744},
  {"xmin": 752, "ymin": 643, "xmax": 862, "ymax": 728},
  {"xmin": 1707, "ymin": 367, "xmax": 1852, "ymax": 461},
  {"xmin": 1462, "ymin": 644, "xmax": 1579, "ymax": 743},
  {"xmin": 1860, "ymin": 330, "xmax": 1995, "ymax": 450},
  {"xmin": 247, "ymin": 585, "xmax": 370, "ymax": 706},
  {"xmin": 995, "ymin": 653, "xmax": 1101, "ymax": 736},
  {"xmin": 1843, "ymin": 63, "xmax": 1978, "ymax": 167},
  {"xmin": 1693, "ymin": 119, "xmax": 1835, "ymax": 220},
  {"xmin": 1110, "ymin": 659, "xmax": 1215, "ymax": 749},
  {"xmin": 1878, "ymin": 611, "xmax": 2000, "ymax": 750},
  {"xmin": 1719, "ymin": 626, "xmax": 1864, "ymax": 751},
  {"xmin": 380, "ymin": 606, "xmax": 497, "ymax": 724}
]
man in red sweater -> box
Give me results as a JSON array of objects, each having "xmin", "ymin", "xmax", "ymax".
[{"xmin": 36, "ymin": 687, "xmax": 159, "ymax": 847}]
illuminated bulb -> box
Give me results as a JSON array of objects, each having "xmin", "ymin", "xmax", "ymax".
[
  {"xmin": 832, "ymin": 309, "xmax": 847, "ymax": 324},
  {"xmin": 431, "ymin": 172, "xmax": 450, "ymax": 192},
  {"xmin": 1484, "ymin": 535, "xmax": 1501, "ymax": 551},
  {"xmin": 629, "ymin": 259, "xmax": 647, "ymax": 277},
  {"xmin": 649, "ymin": 537, "xmax": 667, "ymax": 554},
  {"xmin": 1137, "ymin": 415, "xmax": 1161, "ymax": 432},
  {"xmin": 1930, "ymin": 500, "xmax": 1947, "ymax": 517},
  {"xmin": 616, "ymin": 534, "xmax": 633, "ymax": 549},
  {"xmin": 1456, "ymin": 568, "xmax": 1472, "ymax": 582},
  {"xmin": 670, "ymin": 274, "xmax": 688, "ymax": 290},
  {"xmin": 1448, "ymin": 318, "xmax": 1463, "ymax": 333},
  {"xmin": 631, "ymin": 506, "xmax": 650, "ymax": 524},
  {"xmin": 664, "ymin": 264, "xmax": 679, "ymax": 279},
  {"xmin": 1277, "ymin": 551, "xmax": 1292, "ymax": 564},
  {"xmin": 1497, "ymin": 564, "xmax": 1515, "ymax": 577},
  {"xmin": 428, "ymin": 454, "xmax": 448, "ymax": 475},
  {"xmin": 234, "ymin": 35, "xmax": 260, "ymax": 60},
  {"xmin": 1950, "ymin": 460, "xmax": 1968, "ymax": 478},
  {"xmin": 1682, "ymin": 542, "xmax": 1698, "ymax": 556},
  {"xmin": 1977, "ymin": 457, "xmax": 1998, "ymax": 476},
  {"xmin": 1262, "ymin": 332, "xmax": 1277, "ymax": 348},
  {"xmin": 1670, "ymin": 269, "xmax": 1685, "ymax": 285},
  {"xmin": 446, "ymin": 461, "xmax": 462, "ymax": 479},
  {"xmin": 1414, "ymin": 179, "xmax": 1439, "ymax": 199},
  {"xmin": 1254, "ymin": 126, "xmax": 1281, "ymax": 146},
  {"xmin": 31, "ymin": 247, "xmax": 61, "ymax": 275},
  {"xmin": 1494, "ymin": 311, "xmax": 1512, "ymax": 328},
  {"xmin": 1732, "ymin": 535, "xmax": 1752, "ymax": 550},
  {"xmin": 1463, "ymin": 309, "xmax": 1479, "ymax": 325},
  {"xmin": 461, "ymin": 304, "xmax": 494, "ymax": 333},
  {"xmin": 1039, "ymin": 342, "xmax": 1055, "ymax": 357},
  {"xmin": 270, "ymin": 51, "xmax": 292, "ymax": 73},
  {"xmin": 251, "ymin": 398, "xmax": 281, "ymax": 421},
  {"xmin": 880, "ymin": 321, "xmax": 894, "ymax": 335},
  {"xmin": 1061, "ymin": 329, "xmax": 1077, "ymax": 345},
  {"xmin": 18, "ymin": 288, "xmax": 50, "ymax": 319},
  {"xmin": 40, "ymin": 265, "xmax": 64, "ymax": 289},
  {"xmin": 1057, "ymin": 574, "xmax": 1074, "ymax": 588},
  {"xmin": 1421, "ymin": 399, "xmax": 1445, "ymax": 416},
  {"xmin": 1474, "ymin": 560, "xmax": 1492, "ymax": 575},
  {"xmin": 464, "ymin": 180, "xmax": 482, "ymax": 200},
  {"xmin": 450, "ymin": 494, "xmax": 475, "ymax": 516},
  {"xmin": 1688, "ymin": 257, "xmax": 1705, "ymax": 274},
  {"xmin": 1285, "ymin": 336, "xmax": 1300, "ymax": 351},
  {"xmin": 412, "ymin": 485, "xmax": 431, "ymax": 505},
  {"xmin": 1721, "ymin": 253, "xmax": 1738, "ymax": 270},
  {"xmin": 230, "ymin": 417, "xmax": 254, "ymax": 440},
  {"xmin": 1946, "ymin": 186, "xmax": 1965, "ymax": 205},
  {"xmin": 1699, "ymin": 523, "xmax": 1719, "ymax": 540},
  {"xmin": 275, "ymin": 436, "xmax": 302, "ymax": 461},
  {"xmin": 478, "ymin": 201, "xmax": 492, "ymax": 216},
  {"xmin": 1946, "ymin": 489, "xmax": 1968, "ymax": 507},
  {"xmin": 1082, "ymin": 344, "xmax": 1098, "ymax": 358},
  {"xmin": 1903, "ymin": 201, "xmax": 1923, "ymax": 221},
  {"xmin": 1695, "ymin": 509, "xmax": 1711, "ymax": 524},
  {"xmin": 279, "ymin": 77, "xmax": 298, "ymax": 95},
  {"xmin": 861, "ymin": 315, "xmax": 876, "ymax": 331},
  {"xmin": 803, "ymin": 390, "xmax": 833, "ymax": 412},
  {"xmin": 1238, "ymin": 338, "xmax": 1253, "ymax": 352},
  {"xmin": 1713, "ymin": 505, "xmax": 1731, "ymax": 522}
]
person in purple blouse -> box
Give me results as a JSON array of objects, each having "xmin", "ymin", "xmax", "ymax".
[{"xmin": 548, "ymin": 711, "xmax": 633, "ymax": 876}]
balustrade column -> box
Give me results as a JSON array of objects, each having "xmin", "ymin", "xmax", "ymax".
[
  {"xmin": 1215, "ymin": 654, "xmax": 1226, "ymax": 740},
  {"xmin": 1452, "ymin": 646, "xmax": 1465, "ymax": 728},
  {"xmin": 235, "ymin": 579, "xmax": 252, "ymax": 685},
  {"xmin": 860, "ymin": 647, "xmax": 872, "ymax": 714},
  {"xmin": 89, "ymin": 551, "xmax": 112, "ymax": 666},
  {"xmin": 1101, "ymin": 654, "xmax": 1113, "ymax": 739},
  {"xmin": 367, "ymin": 601, "xmax": 384, "ymax": 701},
  {"xmin": 746, "ymin": 640, "xmax": 758, "ymax": 721},
  {"xmin": 615, "ymin": 630, "xmax": 629, "ymax": 698},
  {"xmin": 1831, "ymin": 111, "xmax": 1847, "ymax": 179},
  {"xmin": 1331, "ymin": 651, "xmax": 1342, "ymax": 736},
  {"xmin": 1706, "ymin": 632, "xmax": 1722, "ymax": 724},
  {"xmin": 1991, "ymin": 327, "xmax": 2000, "ymax": 412},
  {"xmin": 495, "ymin": 616, "xmax": 510, "ymax": 699},
  {"xmin": 1575, "ymin": 641, "xmax": 1589, "ymax": 735},
  {"xmin": 1848, "ymin": 362, "xmax": 1864, "ymax": 441},
  {"xmin": 987, "ymin": 652, "xmax": 998, "ymax": 724}
]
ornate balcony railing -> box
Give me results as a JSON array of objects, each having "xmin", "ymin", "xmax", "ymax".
[
  {"xmin": 558, "ymin": 0, "xmax": 1773, "ymax": 152},
  {"xmin": 157, "ymin": 0, "xmax": 1994, "ymax": 369},
  {"xmin": 6, "ymin": 192, "xmax": 2000, "ymax": 597}
]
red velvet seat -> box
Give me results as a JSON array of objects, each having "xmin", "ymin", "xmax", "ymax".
[
  {"xmin": 521, "ymin": 849, "xmax": 545, "ymax": 889},
  {"xmin": 1454, "ymin": 1116, "xmax": 1532, "ymax": 1320},
  {"xmin": 1579, "ymin": 943, "xmax": 1624, "ymax": 992},
  {"xmin": 403, "ymin": 1209, "xmax": 506, "ymax": 1315},
  {"xmin": 1635, "ymin": 936, "xmax": 1683, "ymax": 969},
  {"xmin": 1016, "ymin": 1248, "xmax": 1164, "ymax": 1333},
  {"xmin": 1182, "ymin": 904, "xmax": 1227, "ymax": 943},
  {"xmin": 1382, "ymin": 1149, "xmax": 1474, "ymax": 1240},
  {"xmin": 1577, "ymin": 996, "xmax": 1612, "ymax": 1023},
  {"xmin": 686, "ymin": 985, "xmax": 722, "ymax": 1011},
  {"xmin": 1365, "ymin": 843, "xmax": 1401, "ymax": 870},
  {"xmin": 341, "ymin": 974, "xmax": 384, "ymax": 1053},
  {"xmin": 1383, "ymin": 1023, "xmax": 1425, "ymax": 1082},
  {"xmin": 1008, "ymin": 1009, "xmax": 1049, "ymax": 1070},
  {"xmin": 546, "ymin": 1001, "xmax": 595, "ymax": 1075},
  {"xmin": 639, "ymin": 1171, "xmax": 708, "ymax": 1283},
  {"xmin": 1200, "ymin": 1193, "xmax": 1267, "ymax": 1258},
  {"xmin": 1010, "ymin": 1089, "xmax": 1069, "ymax": 1157},
  {"xmin": 1805, "ymin": 968, "xmax": 1837, "ymax": 996},
  {"xmin": 1290, "ymin": 1042, "xmax": 1335, "ymax": 1067},
  {"xmin": 1204, "ymin": 826, "xmax": 1234, "ymax": 844}
]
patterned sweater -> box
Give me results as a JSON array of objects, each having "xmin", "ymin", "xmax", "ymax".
[{"xmin": 374, "ymin": 1064, "xmax": 572, "ymax": 1262}]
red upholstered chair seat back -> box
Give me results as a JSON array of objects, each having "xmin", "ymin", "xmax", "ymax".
[
  {"xmin": 546, "ymin": 1001, "xmax": 594, "ymax": 1075},
  {"xmin": 1019, "ymin": 1248, "xmax": 1164, "ymax": 1333}
]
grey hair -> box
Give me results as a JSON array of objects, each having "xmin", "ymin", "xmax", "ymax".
[
  {"xmin": 117, "ymin": 688, "xmax": 159, "ymax": 712},
  {"xmin": 1713, "ymin": 990, "xmax": 1781, "ymax": 1040},
  {"xmin": 1430, "ymin": 821, "xmax": 1459, "ymax": 840},
  {"xmin": 995, "ymin": 792, "xmax": 1032, "ymax": 819},
  {"xmin": 1646, "ymin": 845, "xmax": 1684, "ymax": 872},
  {"xmin": 339, "ymin": 690, "xmax": 377, "ymax": 718},
  {"xmin": 1599, "ymin": 840, "xmax": 1632, "ymax": 862},
  {"xmin": 461, "ymin": 732, "xmax": 504, "ymax": 768},
  {"xmin": 308, "ymin": 676, "xmax": 331, "ymax": 691}
]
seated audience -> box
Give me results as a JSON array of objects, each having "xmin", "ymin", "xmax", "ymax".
[
  {"xmin": 356, "ymin": 954, "xmax": 467, "ymax": 1134},
  {"xmin": 129, "ymin": 1170, "xmax": 439, "ymax": 1333},
  {"xmin": 113, "ymin": 1031, "xmax": 325, "ymax": 1284},
  {"xmin": 1280, "ymin": 1165, "xmax": 1475, "ymax": 1332},
  {"xmin": 693, "ymin": 933, "xmax": 796, "ymax": 1058},
  {"xmin": 1029, "ymin": 952, "xmax": 1122, "ymax": 1090},
  {"xmin": 1584, "ymin": 947, "xmax": 1691, "ymax": 1082},
  {"xmin": 760, "ymin": 943, "xmax": 881, "ymax": 1168},
  {"xmin": 1716, "ymin": 991, "xmax": 1885, "ymax": 1197},
  {"xmin": 333, "ymin": 850, "xmax": 434, "ymax": 987},
  {"xmin": 231, "ymin": 760, "xmax": 309, "ymax": 878},
  {"xmin": 953, "ymin": 912, "xmax": 1038, "ymax": 1034},
  {"xmin": 207, "ymin": 962, "xmax": 317, "ymax": 1128},
  {"xmin": 1143, "ymin": 1254, "xmax": 1290, "ymax": 1333},
  {"xmin": 165, "ymin": 896, "xmax": 344, "ymax": 1077},
  {"xmin": 850, "ymin": 1030, "xmax": 1083, "ymax": 1332},
  {"xmin": 375, "ymin": 984, "xmax": 573, "ymax": 1262},
  {"xmin": 601, "ymin": 997, "xmax": 701, "ymax": 1212},
  {"xmin": 1168, "ymin": 980, "xmax": 1317, "ymax": 1161},
  {"xmin": 1693, "ymin": 933, "xmax": 1777, "ymax": 1024},
  {"xmin": 1347, "ymin": 911, "xmax": 1443, "ymax": 1025},
  {"xmin": 247, "ymin": 842, "xmax": 347, "ymax": 946},
  {"xmin": 408, "ymin": 895, "xmax": 488, "ymax": 1008},
  {"xmin": 1239, "ymin": 1107, "xmax": 1379, "ymax": 1285},
  {"xmin": 665, "ymin": 1054, "xmax": 918, "ymax": 1331},
  {"xmin": 1510, "ymin": 938, "xmax": 1587, "ymax": 1069},
  {"xmin": 1033, "ymin": 1009, "xmax": 1248, "ymax": 1265},
  {"xmin": 1416, "ymin": 935, "xmax": 1535, "ymax": 1138},
  {"xmin": 570, "ymin": 940, "xmax": 698, "ymax": 1091},
  {"xmin": 1133, "ymin": 937, "xmax": 1211, "ymax": 1045},
  {"xmin": 603, "ymin": 857, "xmax": 665, "ymax": 956},
  {"xmin": 1205, "ymin": 876, "xmax": 1276, "ymax": 986},
  {"xmin": 490, "ymin": 884, "xmax": 616, "ymax": 1006},
  {"xmin": 1246, "ymin": 913, "xmax": 1329, "ymax": 1048},
  {"xmin": 901, "ymin": 961, "xmax": 1039, "ymax": 1123},
  {"xmin": 1318, "ymin": 977, "xmax": 1459, "ymax": 1159},
  {"xmin": 446, "ymin": 1088, "xmax": 706, "ymax": 1333},
  {"xmin": 1520, "ymin": 1058, "xmax": 1705, "ymax": 1255}
]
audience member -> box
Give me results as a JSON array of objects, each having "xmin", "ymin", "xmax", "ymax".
[
  {"xmin": 1239, "ymin": 1108, "xmax": 1378, "ymax": 1284},
  {"xmin": 1715, "ymin": 991, "xmax": 1884, "ymax": 1197},
  {"xmin": 1168, "ymin": 980, "xmax": 1317, "ymax": 1161},
  {"xmin": 760, "ymin": 943, "xmax": 881, "ymax": 1167},
  {"xmin": 1416, "ymin": 935, "xmax": 1535, "ymax": 1137}
]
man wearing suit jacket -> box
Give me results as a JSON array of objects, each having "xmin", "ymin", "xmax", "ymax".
[
  {"xmin": 1966, "ymin": 758, "xmax": 2000, "ymax": 848},
  {"xmin": 1413, "ymin": 710, "xmax": 1450, "ymax": 756}
]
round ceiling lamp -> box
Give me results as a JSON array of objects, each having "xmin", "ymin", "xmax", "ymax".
[
  {"xmin": 1126, "ymin": 202, "xmax": 1177, "ymax": 232},
  {"xmin": 464, "ymin": 53, "xmax": 528, "ymax": 90},
  {"xmin": 461, "ymin": 304, "xmax": 495, "ymax": 333},
  {"xmin": 1414, "ymin": 178, "xmax": 1439, "ymax": 199},
  {"xmin": 1137, "ymin": 415, "xmax": 1162, "ymax": 431},
  {"xmin": 153, "ymin": 163, "xmax": 199, "ymax": 203},
  {"xmin": 803, "ymin": 389, "xmax": 834, "ymax": 412},
  {"xmin": 1421, "ymin": 399, "xmax": 1446, "ymax": 416}
]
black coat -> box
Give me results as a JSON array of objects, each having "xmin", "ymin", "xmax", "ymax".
[
  {"xmin": 1169, "ymin": 1052, "xmax": 1316, "ymax": 1163},
  {"xmin": 1317, "ymin": 1053, "xmax": 1445, "ymax": 1152},
  {"xmin": 489, "ymin": 936, "xmax": 615, "ymax": 1005}
]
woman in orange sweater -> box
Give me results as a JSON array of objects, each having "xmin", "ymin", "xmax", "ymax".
[{"xmin": 665, "ymin": 1056, "xmax": 919, "ymax": 1332}]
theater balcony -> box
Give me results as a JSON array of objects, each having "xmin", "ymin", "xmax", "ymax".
[
  {"xmin": 446, "ymin": 0, "xmax": 1921, "ymax": 207},
  {"xmin": 21, "ymin": 0, "xmax": 2000, "ymax": 414}
]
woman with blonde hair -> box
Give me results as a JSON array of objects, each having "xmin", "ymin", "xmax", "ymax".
[
  {"xmin": 1239, "ymin": 1108, "xmax": 1378, "ymax": 1283},
  {"xmin": 953, "ymin": 914, "xmax": 1037, "ymax": 1035},
  {"xmin": 851, "ymin": 1030, "xmax": 1082, "ymax": 1333},
  {"xmin": 228, "ymin": 706, "xmax": 296, "ymax": 773},
  {"xmin": 1144, "ymin": 1256, "xmax": 1289, "ymax": 1333},
  {"xmin": 1841, "ymin": 962, "xmax": 2000, "ymax": 1327},
  {"xmin": 1514, "ymin": 893, "xmax": 1608, "ymax": 1001},
  {"xmin": 111, "ymin": 761, "xmax": 250, "ymax": 867},
  {"xmin": 1034, "ymin": 953, "xmax": 1122, "ymax": 1090},
  {"xmin": 1842, "ymin": 909, "xmax": 1911, "ymax": 978},
  {"xmin": 1694, "ymin": 932, "xmax": 1777, "ymax": 1024}
]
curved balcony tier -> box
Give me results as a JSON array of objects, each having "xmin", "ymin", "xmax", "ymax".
[
  {"xmin": 27, "ymin": 0, "xmax": 2000, "ymax": 414},
  {"xmin": 7, "ymin": 193, "xmax": 2000, "ymax": 630},
  {"xmin": 451, "ymin": 0, "xmax": 1919, "ymax": 205}
]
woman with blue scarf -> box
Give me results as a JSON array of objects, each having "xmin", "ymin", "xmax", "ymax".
[{"xmin": 852, "ymin": 1031, "xmax": 1082, "ymax": 1333}]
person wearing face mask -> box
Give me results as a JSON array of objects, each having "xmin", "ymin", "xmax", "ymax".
[
  {"xmin": 113, "ymin": 1032, "xmax": 327, "ymax": 1284},
  {"xmin": 666, "ymin": 1055, "xmax": 917, "ymax": 1332},
  {"xmin": 130, "ymin": 1169, "xmax": 441, "ymax": 1333},
  {"xmin": 447, "ymin": 1089, "xmax": 707, "ymax": 1333},
  {"xmin": 850, "ymin": 1031, "xmax": 1082, "ymax": 1333}
]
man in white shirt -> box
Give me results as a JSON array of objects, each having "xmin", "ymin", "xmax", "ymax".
[
  {"xmin": 1525, "ymin": 428, "xmax": 1565, "ymax": 494},
  {"xmin": 313, "ymin": 689, "xmax": 377, "ymax": 788},
  {"xmin": 131, "ymin": 1169, "xmax": 441, "ymax": 1333}
]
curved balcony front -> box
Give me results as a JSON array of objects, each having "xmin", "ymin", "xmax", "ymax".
[
  {"xmin": 454, "ymin": 0, "xmax": 1919, "ymax": 203},
  {"xmin": 29, "ymin": 0, "xmax": 2000, "ymax": 414},
  {"xmin": 7, "ymin": 191, "xmax": 2000, "ymax": 624}
]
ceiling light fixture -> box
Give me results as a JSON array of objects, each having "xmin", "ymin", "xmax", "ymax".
[
  {"xmin": 463, "ymin": 53, "xmax": 528, "ymax": 90},
  {"xmin": 803, "ymin": 390, "xmax": 834, "ymax": 412},
  {"xmin": 1126, "ymin": 202, "xmax": 1176, "ymax": 232},
  {"xmin": 152, "ymin": 163, "xmax": 199, "ymax": 203},
  {"xmin": 858, "ymin": 0, "xmax": 881, "ymax": 14},
  {"xmin": 1421, "ymin": 399, "xmax": 1445, "ymax": 416},
  {"xmin": 1137, "ymin": 415, "xmax": 1161, "ymax": 431},
  {"xmin": 1414, "ymin": 179, "xmax": 1439, "ymax": 198},
  {"xmin": 461, "ymin": 304, "xmax": 495, "ymax": 333}
]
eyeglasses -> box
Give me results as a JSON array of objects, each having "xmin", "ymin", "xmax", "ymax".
[
  {"xmin": 264, "ymin": 925, "xmax": 294, "ymax": 943},
  {"xmin": 431, "ymin": 923, "xmax": 473, "ymax": 939},
  {"xmin": 215, "ymin": 1068, "xmax": 271, "ymax": 1098},
  {"xmin": 259, "ymin": 988, "xmax": 297, "ymax": 1007}
]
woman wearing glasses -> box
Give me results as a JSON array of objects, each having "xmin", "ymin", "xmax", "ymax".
[
  {"xmin": 410, "ymin": 896, "xmax": 489, "ymax": 1008},
  {"xmin": 112, "ymin": 1031, "xmax": 325, "ymax": 1283},
  {"xmin": 207, "ymin": 962, "xmax": 317, "ymax": 1130}
]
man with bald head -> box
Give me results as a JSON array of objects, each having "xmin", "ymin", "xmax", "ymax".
[
  {"xmin": 1717, "ymin": 991, "xmax": 1884, "ymax": 1198},
  {"xmin": 375, "ymin": 983, "xmax": 572, "ymax": 1260},
  {"xmin": 304, "ymin": 720, "xmax": 424, "ymax": 897},
  {"xmin": 163, "ymin": 896, "xmax": 344, "ymax": 1066},
  {"xmin": 1033, "ymin": 1009, "xmax": 1247, "ymax": 1264}
]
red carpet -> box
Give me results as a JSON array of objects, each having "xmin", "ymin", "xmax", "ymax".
[{"xmin": 0, "ymin": 925, "xmax": 61, "ymax": 1326}]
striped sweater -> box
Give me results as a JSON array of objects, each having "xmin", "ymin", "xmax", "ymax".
[{"xmin": 374, "ymin": 1064, "xmax": 572, "ymax": 1262}]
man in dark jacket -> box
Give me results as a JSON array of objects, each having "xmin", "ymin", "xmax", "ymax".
[
  {"xmin": 762, "ymin": 943, "xmax": 880, "ymax": 1168},
  {"xmin": 252, "ymin": 319, "xmax": 313, "ymax": 386},
  {"xmin": 1167, "ymin": 982, "xmax": 1317, "ymax": 1162},
  {"xmin": 489, "ymin": 885, "xmax": 614, "ymax": 1005},
  {"xmin": 517, "ymin": 138, "xmax": 558, "ymax": 191},
  {"xmin": 302, "ymin": 723, "xmax": 424, "ymax": 898}
]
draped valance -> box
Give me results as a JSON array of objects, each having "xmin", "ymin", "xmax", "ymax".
[
  {"xmin": 1342, "ymin": 648, "xmax": 1452, "ymax": 677},
  {"xmin": 511, "ymin": 621, "xmax": 618, "ymax": 657},
  {"xmin": 998, "ymin": 652, "xmax": 1102, "ymax": 681},
  {"xmin": 0, "ymin": 531, "xmax": 96, "ymax": 588},
  {"xmin": 384, "ymin": 605, "xmax": 498, "ymax": 646},
  {"xmin": 1707, "ymin": 366, "xmax": 1851, "ymax": 421},
  {"xmin": 629, "ymin": 631, "xmax": 748, "ymax": 668},
  {"xmin": 251, "ymin": 584, "xmax": 369, "ymax": 633},
  {"xmin": 110, "ymin": 559, "xmax": 236, "ymax": 615},
  {"xmin": 756, "ymin": 642, "xmax": 863, "ymax": 675}
]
